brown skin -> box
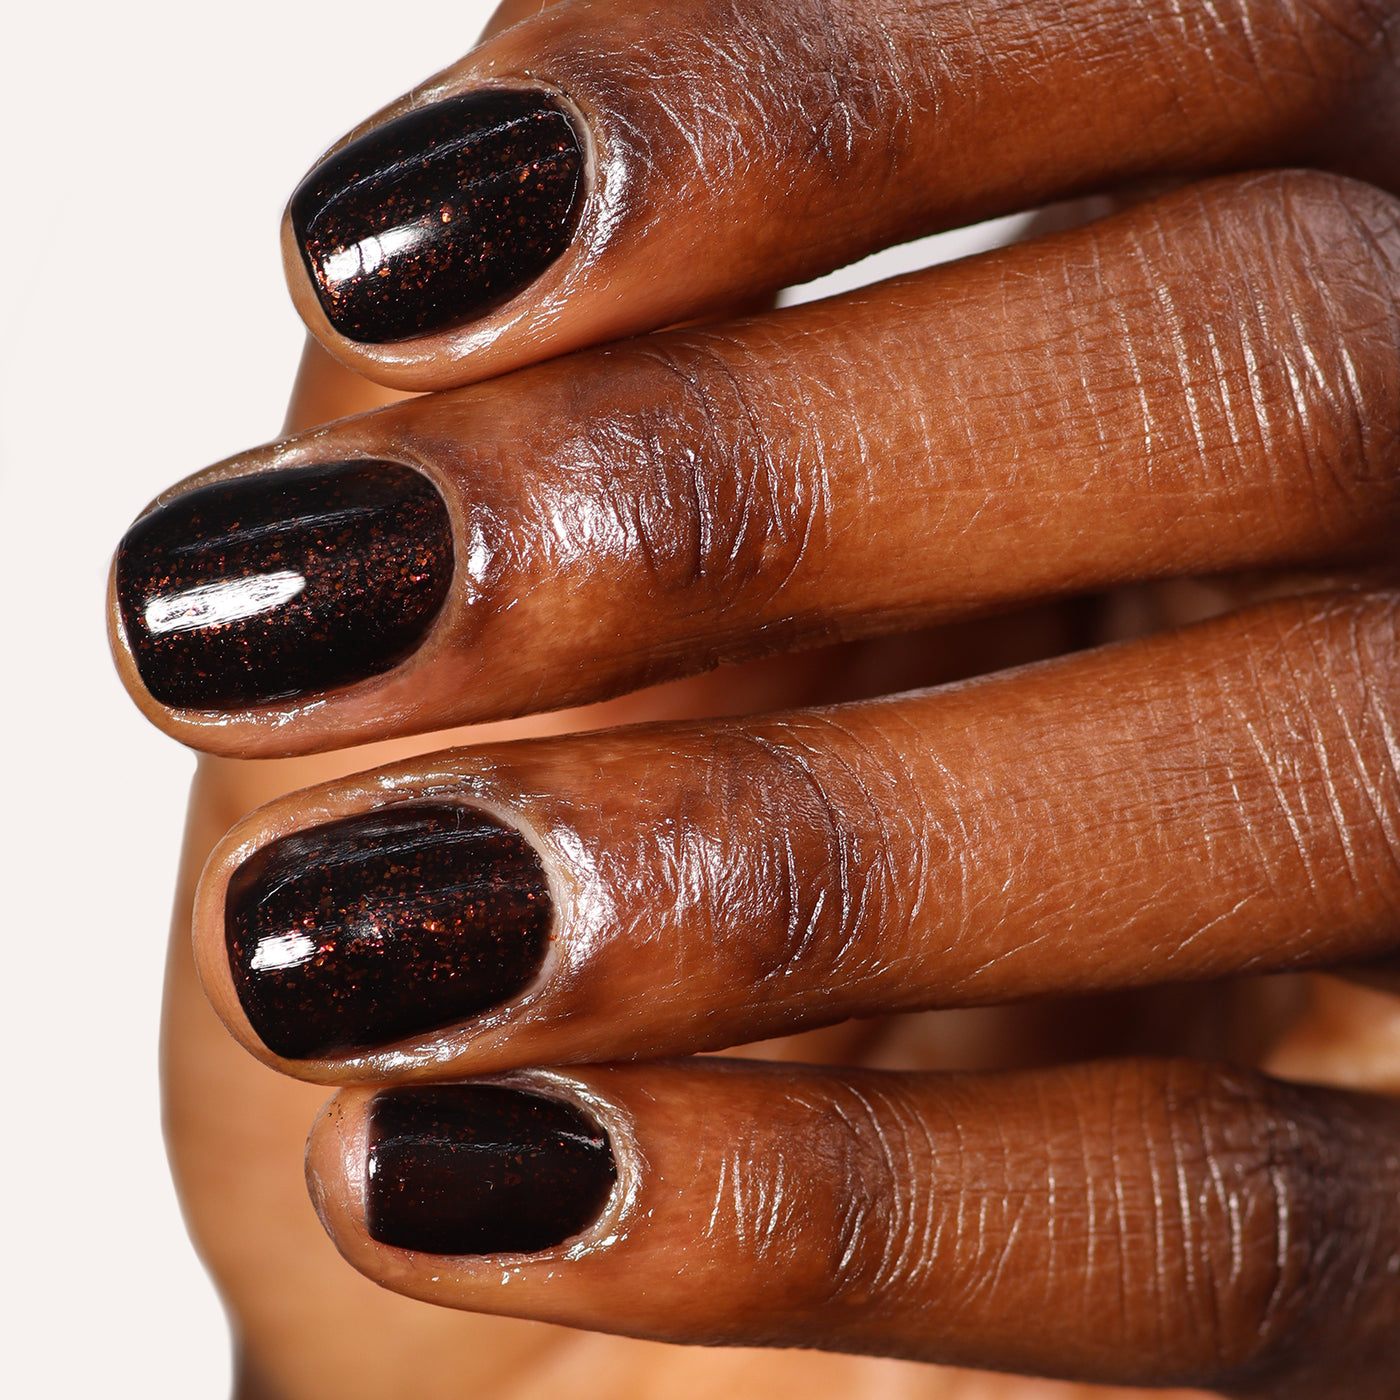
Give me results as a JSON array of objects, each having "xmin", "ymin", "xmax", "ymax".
[
  {"xmin": 197, "ymin": 591, "xmax": 1400, "ymax": 1083},
  {"xmin": 118, "ymin": 171, "xmax": 1400, "ymax": 757},
  {"xmin": 283, "ymin": 0, "xmax": 1400, "ymax": 391},
  {"xmin": 134, "ymin": 0, "xmax": 1400, "ymax": 1395}
]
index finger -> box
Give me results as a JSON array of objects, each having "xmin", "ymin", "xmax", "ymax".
[{"xmin": 283, "ymin": 0, "xmax": 1400, "ymax": 390}]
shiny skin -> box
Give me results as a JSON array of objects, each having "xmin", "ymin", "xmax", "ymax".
[{"xmin": 128, "ymin": 0, "xmax": 1400, "ymax": 1397}]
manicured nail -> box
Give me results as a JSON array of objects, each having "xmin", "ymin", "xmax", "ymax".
[
  {"xmin": 291, "ymin": 91, "xmax": 585, "ymax": 344},
  {"xmin": 115, "ymin": 461, "xmax": 453, "ymax": 709},
  {"xmin": 226, "ymin": 804, "xmax": 552, "ymax": 1060},
  {"xmin": 367, "ymin": 1085, "xmax": 616, "ymax": 1254}
]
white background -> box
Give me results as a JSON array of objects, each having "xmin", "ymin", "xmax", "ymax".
[{"xmin": 0, "ymin": 4, "xmax": 1021, "ymax": 1393}]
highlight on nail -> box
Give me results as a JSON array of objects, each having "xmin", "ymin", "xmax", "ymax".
[
  {"xmin": 366, "ymin": 1085, "xmax": 617, "ymax": 1254},
  {"xmin": 225, "ymin": 803, "xmax": 552, "ymax": 1060},
  {"xmin": 115, "ymin": 460, "xmax": 454, "ymax": 709},
  {"xmin": 143, "ymin": 570, "xmax": 306, "ymax": 635}
]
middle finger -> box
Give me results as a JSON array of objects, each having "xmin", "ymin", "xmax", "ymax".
[{"xmin": 112, "ymin": 170, "xmax": 1400, "ymax": 756}]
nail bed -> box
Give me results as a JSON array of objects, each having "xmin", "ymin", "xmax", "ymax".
[
  {"xmin": 291, "ymin": 90, "xmax": 585, "ymax": 344},
  {"xmin": 116, "ymin": 460, "xmax": 453, "ymax": 710},
  {"xmin": 367, "ymin": 1085, "xmax": 616, "ymax": 1255},
  {"xmin": 225, "ymin": 803, "xmax": 551, "ymax": 1060}
]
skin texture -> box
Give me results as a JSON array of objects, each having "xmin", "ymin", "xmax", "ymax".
[
  {"xmin": 123, "ymin": 0, "xmax": 1400, "ymax": 1396},
  {"xmin": 116, "ymin": 171, "xmax": 1400, "ymax": 754},
  {"xmin": 280, "ymin": 0, "xmax": 1400, "ymax": 390}
]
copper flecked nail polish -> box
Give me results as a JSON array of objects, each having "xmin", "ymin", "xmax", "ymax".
[
  {"xmin": 115, "ymin": 461, "xmax": 453, "ymax": 709},
  {"xmin": 226, "ymin": 804, "xmax": 551, "ymax": 1060},
  {"xmin": 367, "ymin": 1086, "xmax": 616, "ymax": 1255},
  {"xmin": 290, "ymin": 91, "xmax": 585, "ymax": 344}
]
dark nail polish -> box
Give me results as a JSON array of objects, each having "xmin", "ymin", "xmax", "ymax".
[
  {"xmin": 291, "ymin": 91, "xmax": 585, "ymax": 344},
  {"xmin": 367, "ymin": 1085, "xmax": 616, "ymax": 1255},
  {"xmin": 116, "ymin": 461, "xmax": 453, "ymax": 709},
  {"xmin": 226, "ymin": 803, "xmax": 551, "ymax": 1059}
]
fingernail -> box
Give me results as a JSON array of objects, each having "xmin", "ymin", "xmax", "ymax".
[
  {"xmin": 226, "ymin": 804, "xmax": 551, "ymax": 1060},
  {"xmin": 367, "ymin": 1085, "xmax": 616, "ymax": 1254},
  {"xmin": 115, "ymin": 461, "xmax": 453, "ymax": 709},
  {"xmin": 291, "ymin": 91, "xmax": 585, "ymax": 344}
]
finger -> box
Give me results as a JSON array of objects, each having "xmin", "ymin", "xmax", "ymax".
[
  {"xmin": 114, "ymin": 172, "xmax": 1400, "ymax": 756},
  {"xmin": 193, "ymin": 589, "xmax": 1400, "ymax": 1075},
  {"xmin": 306, "ymin": 1057, "xmax": 1400, "ymax": 1397},
  {"xmin": 282, "ymin": 0, "xmax": 1400, "ymax": 391}
]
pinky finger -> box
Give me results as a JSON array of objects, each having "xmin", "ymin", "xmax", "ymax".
[{"xmin": 308, "ymin": 1058, "xmax": 1400, "ymax": 1399}]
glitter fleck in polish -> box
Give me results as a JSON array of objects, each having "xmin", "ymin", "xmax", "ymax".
[
  {"xmin": 115, "ymin": 461, "xmax": 453, "ymax": 709},
  {"xmin": 367, "ymin": 1086, "xmax": 616, "ymax": 1255},
  {"xmin": 290, "ymin": 91, "xmax": 585, "ymax": 344},
  {"xmin": 225, "ymin": 804, "xmax": 552, "ymax": 1060}
]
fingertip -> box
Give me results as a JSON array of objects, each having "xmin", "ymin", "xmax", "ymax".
[
  {"xmin": 304, "ymin": 1073, "xmax": 634, "ymax": 1313},
  {"xmin": 305, "ymin": 1086, "xmax": 373, "ymax": 1238}
]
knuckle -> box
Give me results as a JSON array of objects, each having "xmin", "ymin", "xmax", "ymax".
[
  {"xmin": 801, "ymin": 1079, "xmax": 934, "ymax": 1305},
  {"xmin": 1241, "ymin": 0, "xmax": 1400, "ymax": 98},
  {"xmin": 1200, "ymin": 171, "xmax": 1400, "ymax": 537},
  {"xmin": 611, "ymin": 335, "xmax": 822, "ymax": 613},
  {"xmin": 689, "ymin": 726, "xmax": 858, "ymax": 988},
  {"xmin": 1155, "ymin": 1065, "xmax": 1369, "ymax": 1385},
  {"xmin": 668, "ymin": 718, "xmax": 917, "ymax": 997}
]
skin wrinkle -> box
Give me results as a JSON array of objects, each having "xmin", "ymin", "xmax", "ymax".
[
  {"xmin": 1075, "ymin": 1085, "xmax": 1102, "ymax": 1315},
  {"xmin": 733, "ymin": 723, "xmax": 874, "ymax": 984},
  {"xmin": 1234, "ymin": 603, "xmax": 1396, "ymax": 937},
  {"xmin": 832, "ymin": 1083, "xmax": 911, "ymax": 1296},
  {"xmin": 1107, "ymin": 1077, "xmax": 1136, "ymax": 1344},
  {"xmin": 791, "ymin": 713, "xmax": 929, "ymax": 969},
  {"xmin": 624, "ymin": 338, "xmax": 808, "ymax": 610},
  {"xmin": 1331, "ymin": 610, "xmax": 1400, "ymax": 882},
  {"xmin": 1282, "ymin": 610, "xmax": 1368, "ymax": 895},
  {"xmin": 1172, "ymin": 1078, "xmax": 1215, "ymax": 1354},
  {"xmin": 884, "ymin": 1086, "xmax": 942, "ymax": 1294},
  {"xmin": 1273, "ymin": 175, "xmax": 1400, "ymax": 524},
  {"xmin": 1289, "ymin": 0, "xmax": 1400, "ymax": 56},
  {"xmin": 566, "ymin": 1, "xmax": 917, "ymax": 259},
  {"xmin": 875, "ymin": 707, "xmax": 965, "ymax": 937},
  {"xmin": 848, "ymin": 1082, "xmax": 947, "ymax": 1300}
]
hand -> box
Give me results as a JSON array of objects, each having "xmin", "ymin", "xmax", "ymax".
[{"xmin": 110, "ymin": 1, "xmax": 1400, "ymax": 1396}]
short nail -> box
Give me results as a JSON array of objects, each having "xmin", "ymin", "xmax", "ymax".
[
  {"xmin": 115, "ymin": 461, "xmax": 453, "ymax": 709},
  {"xmin": 226, "ymin": 804, "xmax": 552, "ymax": 1060},
  {"xmin": 367, "ymin": 1085, "xmax": 616, "ymax": 1255},
  {"xmin": 291, "ymin": 91, "xmax": 585, "ymax": 344}
]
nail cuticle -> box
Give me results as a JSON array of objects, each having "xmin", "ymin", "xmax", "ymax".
[{"xmin": 513, "ymin": 1071, "xmax": 638, "ymax": 1259}]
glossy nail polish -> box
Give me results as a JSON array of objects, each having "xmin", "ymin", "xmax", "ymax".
[
  {"xmin": 291, "ymin": 91, "xmax": 585, "ymax": 344},
  {"xmin": 115, "ymin": 461, "xmax": 453, "ymax": 709},
  {"xmin": 367, "ymin": 1085, "xmax": 616, "ymax": 1254},
  {"xmin": 226, "ymin": 804, "xmax": 551, "ymax": 1059}
]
